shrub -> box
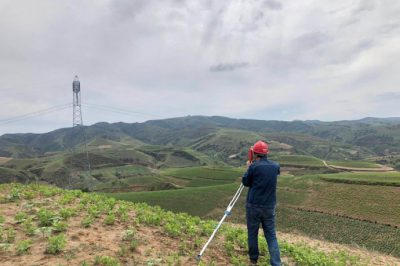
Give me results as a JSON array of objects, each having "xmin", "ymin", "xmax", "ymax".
[
  {"xmin": 46, "ymin": 234, "xmax": 67, "ymax": 254},
  {"xmin": 81, "ymin": 216, "xmax": 94, "ymax": 228},
  {"xmin": 129, "ymin": 239, "xmax": 139, "ymax": 251},
  {"xmin": 15, "ymin": 212, "xmax": 28, "ymax": 223},
  {"xmin": 104, "ymin": 213, "xmax": 115, "ymax": 225},
  {"xmin": 16, "ymin": 239, "xmax": 32, "ymax": 255},
  {"xmin": 53, "ymin": 221, "xmax": 68, "ymax": 232},
  {"xmin": 94, "ymin": 255, "xmax": 121, "ymax": 266},
  {"xmin": 59, "ymin": 208, "xmax": 76, "ymax": 220},
  {"xmin": 37, "ymin": 208, "xmax": 56, "ymax": 227},
  {"xmin": 22, "ymin": 218, "xmax": 36, "ymax": 236},
  {"xmin": 122, "ymin": 228, "xmax": 136, "ymax": 241},
  {"xmin": 4, "ymin": 227, "xmax": 16, "ymax": 243}
]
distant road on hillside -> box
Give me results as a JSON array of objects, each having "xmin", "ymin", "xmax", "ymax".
[{"xmin": 322, "ymin": 160, "xmax": 394, "ymax": 172}]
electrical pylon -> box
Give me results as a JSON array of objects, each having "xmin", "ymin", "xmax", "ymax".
[
  {"xmin": 72, "ymin": 76, "xmax": 83, "ymax": 127},
  {"xmin": 72, "ymin": 75, "xmax": 91, "ymax": 190}
]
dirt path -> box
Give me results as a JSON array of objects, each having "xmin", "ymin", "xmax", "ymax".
[
  {"xmin": 322, "ymin": 160, "xmax": 394, "ymax": 172},
  {"xmin": 0, "ymin": 157, "xmax": 12, "ymax": 165}
]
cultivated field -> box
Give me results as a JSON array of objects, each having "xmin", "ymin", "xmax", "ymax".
[{"xmin": 1, "ymin": 183, "xmax": 387, "ymax": 265}]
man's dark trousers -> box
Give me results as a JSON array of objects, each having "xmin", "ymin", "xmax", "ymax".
[{"xmin": 246, "ymin": 203, "xmax": 281, "ymax": 266}]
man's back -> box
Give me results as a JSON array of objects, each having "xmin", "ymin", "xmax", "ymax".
[{"xmin": 242, "ymin": 158, "xmax": 280, "ymax": 208}]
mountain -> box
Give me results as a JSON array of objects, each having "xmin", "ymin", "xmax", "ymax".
[{"xmin": 1, "ymin": 116, "xmax": 400, "ymax": 159}]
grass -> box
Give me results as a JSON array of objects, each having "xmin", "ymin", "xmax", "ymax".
[
  {"xmin": 275, "ymin": 155, "xmax": 325, "ymax": 167},
  {"xmin": 320, "ymin": 172, "xmax": 400, "ymax": 186},
  {"xmin": 105, "ymin": 183, "xmax": 242, "ymax": 217},
  {"xmin": 328, "ymin": 160, "xmax": 382, "ymax": 169},
  {"xmin": 160, "ymin": 166, "xmax": 243, "ymax": 187}
]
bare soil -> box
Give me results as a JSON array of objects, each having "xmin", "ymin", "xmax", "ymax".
[{"xmin": 0, "ymin": 157, "xmax": 12, "ymax": 165}]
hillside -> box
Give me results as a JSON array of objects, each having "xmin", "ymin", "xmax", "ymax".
[
  {"xmin": 1, "ymin": 116, "xmax": 400, "ymax": 159},
  {"xmin": 1, "ymin": 116, "xmax": 400, "ymax": 189},
  {"xmin": 1, "ymin": 183, "xmax": 399, "ymax": 266}
]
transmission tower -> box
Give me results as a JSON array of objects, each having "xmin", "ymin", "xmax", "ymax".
[
  {"xmin": 71, "ymin": 75, "xmax": 91, "ymax": 190},
  {"xmin": 72, "ymin": 76, "xmax": 83, "ymax": 127}
]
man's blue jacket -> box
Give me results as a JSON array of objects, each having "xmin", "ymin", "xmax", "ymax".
[{"xmin": 242, "ymin": 157, "xmax": 280, "ymax": 208}]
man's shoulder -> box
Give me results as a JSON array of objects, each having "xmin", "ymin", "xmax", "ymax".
[
  {"xmin": 253, "ymin": 159, "xmax": 280, "ymax": 168},
  {"xmin": 265, "ymin": 159, "xmax": 280, "ymax": 168}
]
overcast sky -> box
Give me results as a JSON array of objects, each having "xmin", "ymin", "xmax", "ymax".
[{"xmin": 1, "ymin": 0, "xmax": 400, "ymax": 135}]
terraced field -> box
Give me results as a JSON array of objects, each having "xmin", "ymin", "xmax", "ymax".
[
  {"xmin": 320, "ymin": 172, "xmax": 400, "ymax": 187},
  {"xmin": 275, "ymin": 155, "xmax": 325, "ymax": 168},
  {"xmin": 327, "ymin": 160, "xmax": 382, "ymax": 169},
  {"xmin": 1, "ymin": 183, "xmax": 383, "ymax": 266},
  {"xmin": 107, "ymin": 171, "xmax": 400, "ymax": 257}
]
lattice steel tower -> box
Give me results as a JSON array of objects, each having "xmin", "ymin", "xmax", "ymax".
[
  {"xmin": 71, "ymin": 75, "xmax": 91, "ymax": 187},
  {"xmin": 72, "ymin": 75, "xmax": 83, "ymax": 127}
]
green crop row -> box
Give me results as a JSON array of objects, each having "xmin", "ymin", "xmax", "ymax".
[{"xmin": 0, "ymin": 183, "xmax": 368, "ymax": 265}]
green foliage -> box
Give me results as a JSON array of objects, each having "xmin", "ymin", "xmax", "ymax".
[
  {"xmin": 53, "ymin": 220, "xmax": 68, "ymax": 232},
  {"xmin": 4, "ymin": 227, "xmax": 16, "ymax": 243},
  {"xmin": 320, "ymin": 172, "xmax": 400, "ymax": 187},
  {"xmin": 328, "ymin": 160, "xmax": 381, "ymax": 169},
  {"xmin": 129, "ymin": 238, "xmax": 139, "ymax": 251},
  {"xmin": 37, "ymin": 208, "xmax": 57, "ymax": 227},
  {"xmin": 0, "ymin": 214, "xmax": 5, "ymax": 224},
  {"xmin": 280, "ymin": 241, "xmax": 361, "ymax": 265},
  {"xmin": 103, "ymin": 212, "xmax": 116, "ymax": 225},
  {"xmin": 277, "ymin": 155, "xmax": 325, "ymax": 167},
  {"xmin": 94, "ymin": 255, "xmax": 121, "ymax": 266},
  {"xmin": 7, "ymin": 187, "xmax": 21, "ymax": 201},
  {"xmin": 164, "ymin": 222, "xmax": 181, "ymax": 238},
  {"xmin": 122, "ymin": 228, "xmax": 136, "ymax": 241},
  {"xmin": 46, "ymin": 234, "xmax": 67, "ymax": 254},
  {"xmin": 81, "ymin": 215, "xmax": 94, "ymax": 228},
  {"xmin": 22, "ymin": 218, "xmax": 36, "ymax": 236},
  {"xmin": 59, "ymin": 207, "xmax": 77, "ymax": 220},
  {"xmin": 16, "ymin": 239, "xmax": 32, "ymax": 255},
  {"xmin": 15, "ymin": 211, "xmax": 28, "ymax": 223}
]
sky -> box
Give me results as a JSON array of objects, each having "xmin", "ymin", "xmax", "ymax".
[{"xmin": 0, "ymin": 0, "xmax": 400, "ymax": 135}]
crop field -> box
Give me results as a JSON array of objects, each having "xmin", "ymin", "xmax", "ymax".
[
  {"xmin": 0, "ymin": 183, "xmax": 376, "ymax": 266},
  {"xmin": 161, "ymin": 167, "xmax": 243, "ymax": 187},
  {"xmin": 107, "ymin": 170, "xmax": 400, "ymax": 258},
  {"xmin": 274, "ymin": 155, "xmax": 325, "ymax": 167},
  {"xmin": 320, "ymin": 172, "xmax": 400, "ymax": 186},
  {"xmin": 327, "ymin": 160, "xmax": 382, "ymax": 169},
  {"xmin": 106, "ymin": 183, "xmax": 241, "ymax": 216}
]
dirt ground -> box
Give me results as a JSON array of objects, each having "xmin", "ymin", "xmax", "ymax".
[{"xmin": 0, "ymin": 157, "xmax": 12, "ymax": 165}]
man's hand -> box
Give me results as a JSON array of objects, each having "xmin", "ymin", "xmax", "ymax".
[{"xmin": 246, "ymin": 160, "xmax": 251, "ymax": 167}]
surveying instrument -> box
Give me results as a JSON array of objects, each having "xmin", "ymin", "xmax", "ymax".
[{"xmin": 196, "ymin": 147, "xmax": 255, "ymax": 262}]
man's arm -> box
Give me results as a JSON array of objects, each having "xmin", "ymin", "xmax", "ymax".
[{"xmin": 242, "ymin": 165, "xmax": 253, "ymax": 187}]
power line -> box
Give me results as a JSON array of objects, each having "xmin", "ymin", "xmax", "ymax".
[
  {"xmin": 0, "ymin": 104, "xmax": 72, "ymax": 125},
  {"xmin": 83, "ymin": 103, "xmax": 164, "ymax": 118}
]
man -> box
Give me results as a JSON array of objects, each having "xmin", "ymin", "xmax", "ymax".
[{"xmin": 242, "ymin": 140, "xmax": 281, "ymax": 266}]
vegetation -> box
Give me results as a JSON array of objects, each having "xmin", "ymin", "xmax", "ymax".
[
  {"xmin": 0, "ymin": 183, "xmax": 375, "ymax": 265},
  {"xmin": 320, "ymin": 172, "xmax": 400, "ymax": 186},
  {"xmin": 276, "ymin": 155, "xmax": 325, "ymax": 167},
  {"xmin": 327, "ymin": 160, "xmax": 382, "ymax": 168},
  {"xmin": 46, "ymin": 234, "xmax": 67, "ymax": 254}
]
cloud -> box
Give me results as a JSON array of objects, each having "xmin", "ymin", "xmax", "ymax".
[
  {"xmin": 263, "ymin": 0, "xmax": 282, "ymax": 10},
  {"xmin": 0, "ymin": 0, "xmax": 399, "ymax": 134},
  {"xmin": 209, "ymin": 62, "xmax": 249, "ymax": 72},
  {"xmin": 292, "ymin": 32, "xmax": 331, "ymax": 51},
  {"xmin": 354, "ymin": 0, "xmax": 376, "ymax": 13}
]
